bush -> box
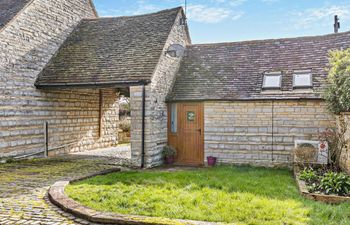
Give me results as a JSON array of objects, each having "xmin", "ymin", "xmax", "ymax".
[
  {"xmin": 294, "ymin": 143, "xmax": 317, "ymax": 164},
  {"xmin": 119, "ymin": 98, "xmax": 130, "ymax": 116},
  {"xmin": 325, "ymin": 48, "xmax": 350, "ymax": 114},
  {"xmin": 319, "ymin": 128, "xmax": 346, "ymax": 170},
  {"xmin": 299, "ymin": 168, "xmax": 318, "ymax": 183},
  {"xmin": 119, "ymin": 120, "xmax": 130, "ymax": 132},
  {"xmin": 162, "ymin": 145, "xmax": 176, "ymax": 157},
  {"xmin": 318, "ymin": 172, "xmax": 350, "ymax": 196}
]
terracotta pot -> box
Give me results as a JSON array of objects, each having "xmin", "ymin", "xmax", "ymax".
[
  {"xmin": 207, "ymin": 156, "xmax": 217, "ymax": 167},
  {"xmin": 165, "ymin": 156, "xmax": 175, "ymax": 165}
]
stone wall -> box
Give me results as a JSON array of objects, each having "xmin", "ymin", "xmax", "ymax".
[
  {"xmin": 204, "ymin": 100, "xmax": 334, "ymax": 167},
  {"xmin": 339, "ymin": 113, "xmax": 350, "ymax": 174},
  {"xmin": 130, "ymin": 10, "xmax": 190, "ymax": 167},
  {"xmin": 0, "ymin": 0, "xmax": 119, "ymax": 157}
]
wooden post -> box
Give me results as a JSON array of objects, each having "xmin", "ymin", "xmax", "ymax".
[{"xmin": 44, "ymin": 122, "xmax": 48, "ymax": 158}]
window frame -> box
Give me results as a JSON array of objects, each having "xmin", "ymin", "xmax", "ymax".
[
  {"xmin": 170, "ymin": 103, "xmax": 177, "ymax": 134},
  {"xmin": 293, "ymin": 71, "xmax": 313, "ymax": 88},
  {"xmin": 262, "ymin": 72, "xmax": 282, "ymax": 89}
]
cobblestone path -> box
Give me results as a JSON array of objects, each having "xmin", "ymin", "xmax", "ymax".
[{"xmin": 0, "ymin": 157, "xmax": 120, "ymax": 224}]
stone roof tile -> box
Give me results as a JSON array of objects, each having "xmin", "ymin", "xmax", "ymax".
[
  {"xmin": 35, "ymin": 7, "xmax": 182, "ymax": 88},
  {"xmin": 168, "ymin": 32, "xmax": 350, "ymax": 101},
  {"xmin": 0, "ymin": 0, "xmax": 32, "ymax": 29}
]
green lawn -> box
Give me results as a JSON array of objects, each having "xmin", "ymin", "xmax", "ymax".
[{"xmin": 65, "ymin": 166, "xmax": 350, "ymax": 225}]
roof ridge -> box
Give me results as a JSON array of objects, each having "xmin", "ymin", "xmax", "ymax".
[
  {"xmin": 189, "ymin": 31, "xmax": 350, "ymax": 47},
  {"xmin": 83, "ymin": 6, "xmax": 183, "ymax": 21}
]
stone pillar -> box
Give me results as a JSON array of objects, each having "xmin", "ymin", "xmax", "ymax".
[{"xmin": 130, "ymin": 85, "xmax": 152, "ymax": 167}]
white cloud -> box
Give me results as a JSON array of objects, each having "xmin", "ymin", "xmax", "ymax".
[
  {"xmin": 232, "ymin": 11, "xmax": 244, "ymax": 20},
  {"xmin": 129, "ymin": 4, "xmax": 160, "ymax": 15},
  {"xmin": 212, "ymin": 0, "xmax": 247, "ymax": 7},
  {"xmin": 228, "ymin": 0, "xmax": 247, "ymax": 7},
  {"xmin": 294, "ymin": 5, "xmax": 350, "ymax": 29},
  {"xmin": 187, "ymin": 4, "xmax": 240, "ymax": 23},
  {"xmin": 261, "ymin": 0, "xmax": 279, "ymax": 3},
  {"xmin": 99, "ymin": 0, "xmax": 246, "ymax": 23}
]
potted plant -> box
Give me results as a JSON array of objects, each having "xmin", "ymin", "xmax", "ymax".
[
  {"xmin": 162, "ymin": 145, "xmax": 176, "ymax": 165},
  {"xmin": 207, "ymin": 156, "xmax": 217, "ymax": 167}
]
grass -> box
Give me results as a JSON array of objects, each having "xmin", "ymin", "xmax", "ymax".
[{"xmin": 65, "ymin": 166, "xmax": 350, "ymax": 225}]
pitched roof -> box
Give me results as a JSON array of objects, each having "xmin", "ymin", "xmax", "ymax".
[
  {"xmin": 35, "ymin": 7, "xmax": 183, "ymax": 88},
  {"xmin": 0, "ymin": 0, "xmax": 32, "ymax": 30},
  {"xmin": 168, "ymin": 32, "xmax": 350, "ymax": 101}
]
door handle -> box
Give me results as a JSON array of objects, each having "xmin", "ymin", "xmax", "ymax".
[{"xmin": 197, "ymin": 129, "xmax": 202, "ymax": 135}]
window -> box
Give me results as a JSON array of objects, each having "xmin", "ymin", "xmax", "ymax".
[
  {"xmin": 170, "ymin": 104, "xmax": 177, "ymax": 133},
  {"xmin": 293, "ymin": 71, "xmax": 312, "ymax": 88},
  {"xmin": 263, "ymin": 72, "xmax": 282, "ymax": 89}
]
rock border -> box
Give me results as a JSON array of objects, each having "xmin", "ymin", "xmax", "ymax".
[
  {"xmin": 48, "ymin": 169, "xmax": 219, "ymax": 225},
  {"xmin": 293, "ymin": 166, "xmax": 350, "ymax": 204}
]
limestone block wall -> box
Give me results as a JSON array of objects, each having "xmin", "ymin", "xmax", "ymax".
[
  {"xmin": 204, "ymin": 100, "xmax": 334, "ymax": 167},
  {"xmin": 43, "ymin": 89, "xmax": 119, "ymax": 156},
  {"xmin": 147, "ymin": 11, "xmax": 191, "ymax": 167},
  {"xmin": 0, "ymin": 0, "xmax": 120, "ymax": 157},
  {"xmin": 130, "ymin": 10, "xmax": 190, "ymax": 167},
  {"xmin": 130, "ymin": 85, "xmax": 151, "ymax": 167},
  {"xmin": 339, "ymin": 113, "xmax": 350, "ymax": 174}
]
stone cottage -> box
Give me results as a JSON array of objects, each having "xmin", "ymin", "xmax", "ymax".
[{"xmin": 1, "ymin": 0, "xmax": 349, "ymax": 168}]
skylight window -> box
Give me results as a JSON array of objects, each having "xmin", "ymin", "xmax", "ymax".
[
  {"xmin": 293, "ymin": 70, "xmax": 312, "ymax": 88},
  {"xmin": 263, "ymin": 72, "xmax": 282, "ymax": 89}
]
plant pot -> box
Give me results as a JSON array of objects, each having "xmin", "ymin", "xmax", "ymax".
[
  {"xmin": 207, "ymin": 156, "xmax": 217, "ymax": 167},
  {"xmin": 165, "ymin": 156, "xmax": 175, "ymax": 165}
]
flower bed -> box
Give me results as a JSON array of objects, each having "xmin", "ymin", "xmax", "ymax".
[{"xmin": 294, "ymin": 165, "xmax": 350, "ymax": 203}]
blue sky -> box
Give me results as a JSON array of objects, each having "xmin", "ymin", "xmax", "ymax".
[{"xmin": 93, "ymin": 0, "xmax": 350, "ymax": 44}]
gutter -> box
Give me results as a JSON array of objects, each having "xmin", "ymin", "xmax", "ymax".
[
  {"xmin": 34, "ymin": 80, "xmax": 151, "ymax": 89},
  {"xmin": 165, "ymin": 97, "xmax": 324, "ymax": 103}
]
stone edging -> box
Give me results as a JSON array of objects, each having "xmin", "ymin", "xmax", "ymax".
[
  {"xmin": 293, "ymin": 166, "xmax": 350, "ymax": 204},
  {"xmin": 48, "ymin": 169, "xmax": 219, "ymax": 225}
]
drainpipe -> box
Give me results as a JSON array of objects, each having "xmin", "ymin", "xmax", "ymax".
[
  {"xmin": 271, "ymin": 100, "xmax": 275, "ymax": 162},
  {"xmin": 141, "ymin": 85, "xmax": 146, "ymax": 168}
]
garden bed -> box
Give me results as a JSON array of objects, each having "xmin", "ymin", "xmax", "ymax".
[
  {"xmin": 60, "ymin": 166, "xmax": 350, "ymax": 225},
  {"xmin": 294, "ymin": 165, "xmax": 350, "ymax": 204}
]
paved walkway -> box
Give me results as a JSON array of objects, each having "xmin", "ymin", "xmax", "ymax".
[
  {"xmin": 71, "ymin": 144, "xmax": 131, "ymax": 159},
  {"xmin": 0, "ymin": 156, "xmax": 121, "ymax": 224}
]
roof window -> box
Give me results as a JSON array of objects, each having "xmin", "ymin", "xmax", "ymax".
[
  {"xmin": 263, "ymin": 72, "xmax": 282, "ymax": 89},
  {"xmin": 293, "ymin": 70, "xmax": 312, "ymax": 88}
]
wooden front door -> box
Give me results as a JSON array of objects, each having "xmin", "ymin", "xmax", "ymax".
[{"xmin": 168, "ymin": 102, "xmax": 204, "ymax": 165}]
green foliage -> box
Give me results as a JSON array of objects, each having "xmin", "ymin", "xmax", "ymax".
[
  {"xmin": 162, "ymin": 145, "xmax": 176, "ymax": 157},
  {"xmin": 318, "ymin": 172, "xmax": 350, "ymax": 196},
  {"xmin": 325, "ymin": 48, "xmax": 350, "ymax": 114},
  {"xmin": 119, "ymin": 98, "xmax": 131, "ymax": 116},
  {"xmin": 299, "ymin": 168, "xmax": 318, "ymax": 183},
  {"xmin": 66, "ymin": 166, "xmax": 350, "ymax": 225},
  {"xmin": 119, "ymin": 120, "xmax": 130, "ymax": 132}
]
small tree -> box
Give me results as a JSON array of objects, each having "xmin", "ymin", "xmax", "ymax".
[{"xmin": 325, "ymin": 49, "xmax": 350, "ymax": 114}]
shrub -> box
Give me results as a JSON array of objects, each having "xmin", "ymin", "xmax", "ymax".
[
  {"xmin": 324, "ymin": 48, "xmax": 350, "ymax": 114},
  {"xmin": 119, "ymin": 120, "xmax": 130, "ymax": 132},
  {"xmin": 294, "ymin": 143, "xmax": 317, "ymax": 165},
  {"xmin": 299, "ymin": 168, "xmax": 318, "ymax": 183},
  {"xmin": 162, "ymin": 145, "xmax": 176, "ymax": 157},
  {"xmin": 119, "ymin": 98, "xmax": 130, "ymax": 116},
  {"xmin": 318, "ymin": 172, "xmax": 350, "ymax": 196},
  {"xmin": 319, "ymin": 128, "xmax": 346, "ymax": 170}
]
